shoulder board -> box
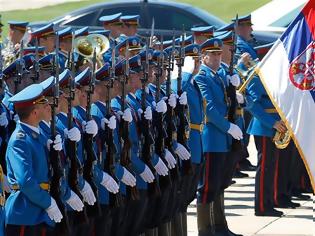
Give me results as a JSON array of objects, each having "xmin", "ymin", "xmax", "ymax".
[{"xmin": 16, "ymin": 131, "xmax": 25, "ymax": 139}]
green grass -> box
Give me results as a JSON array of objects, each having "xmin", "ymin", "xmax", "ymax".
[{"xmin": 1, "ymin": 0, "xmax": 270, "ymax": 37}]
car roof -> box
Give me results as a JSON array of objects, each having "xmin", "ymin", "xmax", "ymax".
[{"xmin": 51, "ymin": 0, "xmax": 225, "ymax": 28}]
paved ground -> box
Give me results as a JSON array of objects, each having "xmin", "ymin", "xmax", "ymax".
[
  {"xmin": 0, "ymin": 0, "xmax": 81, "ymax": 11},
  {"xmin": 187, "ymin": 137, "xmax": 314, "ymax": 236}
]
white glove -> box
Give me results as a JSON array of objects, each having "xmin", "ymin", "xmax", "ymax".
[
  {"xmin": 179, "ymin": 92, "xmax": 187, "ymax": 105},
  {"xmin": 168, "ymin": 93, "xmax": 177, "ymax": 108},
  {"xmin": 227, "ymin": 74, "xmax": 241, "ymax": 87},
  {"xmin": 164, "ymin": 149, "xmax": 177, "ymax": 169},
  {"xmin": 64, "ymin": 127, "xmax": 81, "ymax": 142},
  {"xmin": 101, "ymin": 172, "xmax": 119, "ymax": 194},
  {"xmin": 144, "ymin": 106, "xmax": 152, "ymax": 120},
  {"xmin": 227, "ymin": 123, "xmax": 243, "ymax": 140},
  {"xmin": 122, "ymin": 108, "xmax": 133, "ymax": 123},
  {"xmin": 80, "ymin": 181, "xmax": 96, "ymax": 206},
  {"xmin": 182, "ymin": 56, "xmax": 195, "ymax": 74},
  {"xmin": 140, "ymin": 165, "xmax": 155, "ymax": 183},
  {"xmin": 47, "ymin": 134, "xmax": 63, "ymax": 151},
  {"xmin": 155, "ymin": 99, "xmax": 167, "ymax": 114},
  {"xmin": 236, "ymin": 92, "xmax": 244, "ymax": 104},
  {"xmin": 121, "ymin": 167, "xmax": 136, "ymax": 187},
  {"xmin": 13, "ymin": 114, "xmax": 19, "ymax": 122},
  {"xmin": 101, "ymin": 116, "xmax": 116, "ymax": 130},
  {"xmin": 45, "ymin": 198, "xmax": 63, "ymax": 223},
  {"xmin": 66, "ymin": 190, "xmax": 84, "ymax": 212},
  {"xmin": 82, "ymin": 120, "xmax": 98, "ymax": 137},
  {"xmin": 154, "ymin": 157, "xmax": 169, "ymax": 176},
  {"xmin": 174, "ymin": 143, "xmax": 191, "ymax": 160},
  {"xmin": 0, "ymin": 112, "xmax": 8, "ymax": 127}
]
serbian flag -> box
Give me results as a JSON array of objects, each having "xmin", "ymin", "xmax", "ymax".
[{"xmin": 255, "ymin": 0, "xmax": 315, "ymax": 190}]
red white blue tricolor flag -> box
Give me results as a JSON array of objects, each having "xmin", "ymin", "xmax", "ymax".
[{"xmin": 255, "ymin": 0, "xmax": 315, "ymax": 190}]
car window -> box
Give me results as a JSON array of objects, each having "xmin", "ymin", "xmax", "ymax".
[
  {"xmin": 97, "ymin": 5, "xmax": 145, "ymax": 27},
  {"xmin": 63, "ymin": 11, "xmax": 99, "ymax": 27},
  {"xmin": 147, "ymin": 5, "xmax": 206, "ymax": 31}
]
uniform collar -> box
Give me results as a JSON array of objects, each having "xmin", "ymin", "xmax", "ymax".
[{"xmin": 20, "ymin": 121, "xmax": 40, "ymax": 134}]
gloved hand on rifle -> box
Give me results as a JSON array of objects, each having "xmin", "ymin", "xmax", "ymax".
[
  {"xmin": 82, "ymin": 119, "xmax": 98, "ymax": 137},
  {"xmin": 80, "ymin": 181, "xmax": 96, "ymax": 206},
  {"xmin": 118, "ymin": 108, "xmax": 133, "ymax": 123},
  {"xmin": 227, "ymin": 74, "xmax": 241, "ymax": 87},
  {"xmin": 64, "ymin": 127, "xmax": 81, "ymax": 142},
  {"xmin": 101, "ymin": 172, "xmax": 119, "ymax": 194},
  {"xmin": 164, "ymin": 149, "xmax": 177, "ymax": 169},
  {"xmin": 121, "ymin": 167, "xmax": 136, "ymax": 187},
  {"xmin": 174, "ymin": 143, "xmax": 191, "ymax": 160},
  {"xmin": 101, "ymin": 116, "xmax": 116, "ymax": 130},
  {"xmin": 47, "ymin": 134, "xmax": 63, "ymax": 151},
  {"xmin": 168, "ymin": 93, "xmax": 177, "ymax": 108},
  {"xmin": 138, "ymin": 107, "xmax": 152, "ymax": 120},
  {"xmin": 154, "ymin": 157, "xmax": 169, "ymax": 176},
  {"xmin": 0, "ymin": 112, "xmax": 8, "ymax": 127},
  {"xmin": 45, "ymin": 197, "xmax": 63, "ymax": 223},
  {"xmin": 153, "ymin": 99, "xmax": 167, "ymax": 114},
  {"xmin": 179, "ymin": 91, "xmax": 188, "ymax": 105},
  {"xmin": 66, "ymin": 190, "xmax": 84, "ymax": 212},
  {"xmin": 140, "ymin": 165, "xmax": 155, "ymax": 183}
]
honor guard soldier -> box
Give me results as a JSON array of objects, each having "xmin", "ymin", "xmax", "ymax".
[
  {"xmin": 58, "ymin": 27, "xmax": 73, "ymax": 55},
  {"xmin": 31, "ymin": 23, "xmax": 55, "ymax": 54},
  {"xmin": 215, "ymin": 30, "xmax": 249, "ymax": 179},
  {"xmin": 6, "ymin": 21, "xmax": 29, "ymax": 52},
  {"xmin": 233, "ymin": 15, "xmax": 257, "ymax": 172},
  {"xmin": 120, "ymin": 15, "xmax": 140, "ymax": 37},
  {"xmin": 191, "ymin": 26, "xmax": 214, "ymax": 45},
  {"xmin": 195, "ymin": 38, "xmax": 243, "ymax": 236},
  {"xmin": 99, "ymin": 13, "xmax": 123, "ymax": 39},
  {"xmin": 5, "ymin": 84, "xmax": 63, "ymax": 235}
]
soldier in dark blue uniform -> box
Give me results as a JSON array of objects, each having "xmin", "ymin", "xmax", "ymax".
[{"xmin": 31, "ymin": 23, "xmax": 55, "ymax": 54}]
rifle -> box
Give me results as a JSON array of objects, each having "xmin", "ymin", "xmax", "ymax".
[
  {"xmin": 228, "ymin": 14, "xmax": 242, "ymax": 151},
  {"xmin": 140, "ymin": 38, "xmax": 161, "ymax": 197},
  {"xmin": 104, "ymin": 48, "xmax": 123, "ymax": 207},
  {"xmin": 31, "ymin": 38, "xmax": 40, "ymax": 82},
  {"xmin": 175, "ymin": 26, "xmax": 193, "ymax": 175},
  {"xmin": 153, "ymin": 36, "xmax": 172, "ymax": 190},
  {"xmin": 66, "ymin": 31, "xmax": 88, "ymax": 223},
  {"xmin": 14, "ymin": 40, "xmax": 24, "ymax": 94},
  {"xmin": 82, "ymin": 49, "xmax": 102, "ymax": 217},
  {"xmin": 164, "ymin": 31, "xmax": 180, "ymax": 182},
  {"xmin": 119, "ymin": 41, "xmax": 139, "ymax": 201},
  {"xmin": 49, "ymin": 34, "xmax": 70, "ymax": 235}
]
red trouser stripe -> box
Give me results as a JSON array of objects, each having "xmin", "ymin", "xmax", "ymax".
[
  {"xmin": 202, "ymin": 153, "xmax": 211, "ymax": 204},
  {"xmin": 259, "ymin": 137, "xmax": 266, "ymax": 212},
  {"xmin": 19, "ymin": 226, "xmax": 25, "ymax": 236},
  {"xmin": 273, "ymin": 150, "xmax": 280, "ymax": 205},
  {"xmin": 41, "ymin": 227, "xmax": 46, "ymax": 236}
]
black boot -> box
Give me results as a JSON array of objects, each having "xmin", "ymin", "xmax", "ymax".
[{"xmin": 197, "ymin": 203, "xmax": 215, "ymax": 236}]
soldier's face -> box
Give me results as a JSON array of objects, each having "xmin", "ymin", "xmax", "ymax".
[
  {"xmin": 221, "ymin": 44, "xmax": 232, "ymax": 65},
  {"xmin": 194, "ymin": 36, "xmax": 208, "ymax": 45},
  {"xmin": 60, "ymin": 39, "xmax": 72, "ymax": 52},
  {"xmin": 203, "ymin": 51, "xmax": 222, "ymax": 71},
  {"xmin": 124, "ymin": 25, "xmax": 138, "ymax": 36},
  {"xmin": 9, "ymin": 29, "xmax": 25, "ymax": 45},
  {"xmin": 40, "ymin": 35, "xmax": 55, "ymax": 53},
  {"xmin": 236, "ymin": 24, "xmax": 253, "ymax": 41}
]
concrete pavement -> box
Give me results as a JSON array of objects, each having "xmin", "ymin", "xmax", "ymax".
[{"xmin": 186, "ymin": 137, "xmax": 313, "ymax": 236}]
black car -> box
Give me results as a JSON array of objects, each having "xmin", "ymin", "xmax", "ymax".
[{"xmin": 30, "ymin": 0, "xmax": 279, "ymax": 44}]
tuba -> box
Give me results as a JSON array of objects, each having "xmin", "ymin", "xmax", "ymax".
[{"xmin": 74, "ymin": 34, "xmax": 110, "ymax": 67}]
